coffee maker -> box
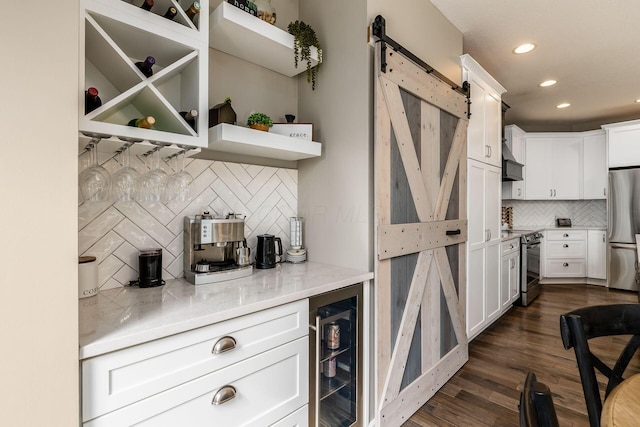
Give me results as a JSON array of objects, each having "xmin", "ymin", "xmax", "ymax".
[{"xmin": 183, "ymin": 212, "xmax": 253, "ymax": 285}]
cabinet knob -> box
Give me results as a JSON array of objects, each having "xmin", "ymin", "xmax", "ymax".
[
  {"xmin": 211, "ymin": 385, "xmax": 236, "ymax": 405},
  {"xmin": 563, "ymin": 233, "xmax": 569, "ymax": 238},
  {"xmin": 212, "ymin": 336, "xmax": 237, "ymax": 354},
  {"xmin": 563, "ymin": 244, "xmax": 569, "ymax": 248},
  {"xmin": 563, "ymin": 262, "xmax": 569, "ymax": 267}
]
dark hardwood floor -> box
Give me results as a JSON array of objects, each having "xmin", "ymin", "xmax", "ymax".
[{"xmin": 404, "ymin": 284, "xmax": 640, "ymax": 427}]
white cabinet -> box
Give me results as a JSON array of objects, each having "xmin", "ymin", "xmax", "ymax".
[
  {"xmin": 460, "ymin": 54, "xmax": 506, "ymax": 167},
  {"xmin": 501, "ymin": 238, "xmax": 520, "ymax": 312},
  {"xmin": 543, "ymin": 229, "xmax": 587, "ymax": 278},
  {"xmin": 604, "ymin": 119, "xmax": 640, "ymax": 168},
  {"xmin": 588, "ymin": 229, "xmax": 607, "ymax": 280},
  {"xmin": 582, "ymin": 130, "xmax": 607, "ymax": 199},
  {"xmin": 80, "ymin": 0, "xmax": 209, "ymax": 148},
  {"xmin": 524, "ymin": 135, "xmax": 581, "ymax": 200},
  {"xmin": 502, "ymin": 124, "xmax": 525, "ymax": 200},
  {"xmin": 82, "ymin": 300, "xmax": 309, "ymax": 426},
  {"xmin": 467, "ymin": 159, "xmax": 502, "ymax": 339}
]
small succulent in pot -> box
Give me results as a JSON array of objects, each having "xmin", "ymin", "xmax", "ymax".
[{"xmin": 247, "ymin": 112, "xmax": 273, "ymax": 132}]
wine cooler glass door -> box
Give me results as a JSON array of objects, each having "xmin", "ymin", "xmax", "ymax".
[{"xmin": 309, "ymin": 284, "xmax": 363, "ymax": 427}]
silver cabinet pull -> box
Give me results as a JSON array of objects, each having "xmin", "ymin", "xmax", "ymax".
[
  {"xmin": 212, "ymin": 336, "xmax": 236, "ymax": 354},
  {"xmin": 553, "ymin": 189, "xmax": 556, "ymax": 197},
  {"xmin": 604, "ymin": 187, "xmax": 606, "ymax": 196},
  {"xmin": 602, "ymin": 234, "xmax": 605, "ymax": 243},
  {"xmin": 563, "ymin": 244, "xmax": 569, "ymax": 248},
  {"xmin": 211, "ymin": 385, "xmax": 236, "ymax": 405},
  {"xmin": 550, "ymin": 189, "xmax": 553, "ymax": 197},
  {"xmin": 517, "ymin": 188, "xmax": 522, "ymax": 197},
  {"xmin": 563, "ymin": 262, "xmax": 569, "ymax": 267},
  {"xmin": 563, "ymin": 233, "xmax": 569, "ymax": 238}
]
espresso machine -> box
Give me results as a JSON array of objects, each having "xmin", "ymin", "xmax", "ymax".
[{"xmin": 183, "ymin": 212, "xmax": 253, "ymax": 285}]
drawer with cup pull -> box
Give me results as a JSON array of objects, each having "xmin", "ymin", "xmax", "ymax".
[
  {"xmin": 84, "ymin": 337, "xmax": 308, "ymax": 427},
  {"xmin": 546, "ymin": 260, "xmax": 586, "ymax": 277},
  {"xmin": 502, "ymin": 238, "xmax": 520, "ymax": 256},
  {"xmin": 546, "ymin": 229, "xmax": 587, "ymax": 241},
  {"xmin": 82, "ymin": 299, "xmax": 308, "ymax": 422},
  {"xmin": 546, "ymin": 240, "xmax": 586, "ymax": 258}
]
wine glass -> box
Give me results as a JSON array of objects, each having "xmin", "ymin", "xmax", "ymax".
[
  {"xmin": 111, "ymin": 142, "xmax": 140, "ymax": 202},
  {"xmin": 138, "ymin": 146, "xmax": 168, "ymax": 202},
  {"xmin": 166, "ymin": 149, "xmax": 193, "ymax": 202},
  {"xmin": 79, "ymin": 138, "xmax": 111, "ymax": 202}
]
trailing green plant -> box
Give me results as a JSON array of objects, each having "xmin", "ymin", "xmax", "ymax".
[
  {"xmin": 224, "ymin": 97, "xmax": 232, "ymax": 104},
  {"xmin": 288, "ymin": 20, "xmax": 322, "ymax": 90},
  {"xmin": 246, "ymin": 112, "xmax": 273, "ymax": 127}
]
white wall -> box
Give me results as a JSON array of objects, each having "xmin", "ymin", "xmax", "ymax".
[{"xmin": 0, "ymin": 1, "xmax": 79, "ymax": 425}]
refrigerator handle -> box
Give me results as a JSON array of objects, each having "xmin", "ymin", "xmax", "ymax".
[{"xmin": 609, "ymin": 242, "xmax": 637, "ymax": 249}]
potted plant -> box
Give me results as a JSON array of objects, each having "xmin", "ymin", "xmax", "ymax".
[
  {"xmin": 247, "ymin": 112, "xmax": 273, "ymax": 132},
  {"xmin": 288, "ymin": 20, "xmax": 322, "ymax": 90}
]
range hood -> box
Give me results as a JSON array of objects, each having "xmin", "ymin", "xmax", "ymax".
[{"xmin": 502, "ymin": 142, "xmax": 523, "ymax": 181}]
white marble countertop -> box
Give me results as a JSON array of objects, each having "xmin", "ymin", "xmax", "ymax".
[{"xmin": 79, "ymin": 262, "xmax": 374, "ymax": 360}]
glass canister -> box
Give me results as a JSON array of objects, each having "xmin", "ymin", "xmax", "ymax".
[{"xmin": 253, "ymin": 0, "xmax": 276, "ymax": 24}]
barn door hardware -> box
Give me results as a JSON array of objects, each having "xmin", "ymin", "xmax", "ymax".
[{"xmin": 371, "ymin": 14, "xmax": 471, "ymax": 118}]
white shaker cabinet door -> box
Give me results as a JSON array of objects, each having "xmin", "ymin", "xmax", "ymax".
[
  {"xmin": 525, "ymin": 138, "xmax": 553, "ymax": 199},
  {"xmin": 583, "ymin": 131, "xmax": 607, "ymax": 199},
  {"xmin": 552, "ymin": 137, "xmax": 581, "ymax": 199},
  {"xmin": 588, "ymin": 230, "xmax": 607, "ymax": 280},
  {"xmin": 485, "ymin": 240, "xmax": 502, "ymax": 323}
]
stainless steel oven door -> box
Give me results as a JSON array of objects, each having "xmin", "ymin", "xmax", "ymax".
[{"xmin": 520, "ymin": 241, "xmax": 541, "ymax": 306}]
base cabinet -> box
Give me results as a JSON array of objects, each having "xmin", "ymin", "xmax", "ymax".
[
  {"xmin": 587, "ymin": 230, "xmax": 607, "ymax": 280},
  {"xmin": 501, "ymin": 238, "xmax": 520, "ymax": 312},
  {"xmin": 82, "ymin": 300, "xmax": 309, "ymax": 426}
]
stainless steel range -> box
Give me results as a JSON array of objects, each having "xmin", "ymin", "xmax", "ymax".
[{"xmin": 519, "ymin": 231, "xmax": 544, "ymax": 306}]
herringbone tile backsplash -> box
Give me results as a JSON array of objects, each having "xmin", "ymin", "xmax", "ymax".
[
  {"xmin": 503, "ymin": 200, "xmax": 607, "ymax": 228},
  {"xmin": 79, "ymin": 155, "xmax": 297, "ymax": 290}
]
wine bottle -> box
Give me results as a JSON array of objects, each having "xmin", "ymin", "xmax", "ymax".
[
  {"xmin": 185, "ymin": 1, "xmax": 200, "ymax": 22},
  {"xmin": 135, "ymin": 56, "xmax": 155, "ymax": 78},
  {"xmin": 127, "ymin": 116, "xmax": 155, "ymax": 129},
  {"xmin": 85, "ymin": 87, "xmax": 102, "ymax": 115},
  {"xmin": 140, "ymin": 0, "xmax": 153, "ymax": 11},
  {"xmin": 179, "ymin": 109, "xmax": 198, "ymax": 130},
  {"xmin": 162, "ymin": 6, "xmax": 177, "ymax": 20}
]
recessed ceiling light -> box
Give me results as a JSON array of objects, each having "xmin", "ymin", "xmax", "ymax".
[
  {"xmin": 557, "ymin": 103, "xmax": 571, "ymax": 109},
  {"xmin": 514, "ymin": 43, "xmax": 536, "ymax": 54},
  {"xmin": 540, "ymin": 80, "xmax": 557, "ymax": 87}
]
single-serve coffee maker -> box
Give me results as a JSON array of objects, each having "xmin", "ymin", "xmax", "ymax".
[{"xmin": 184, "ymin": 212, "xmax": 253, "ymax": 285}]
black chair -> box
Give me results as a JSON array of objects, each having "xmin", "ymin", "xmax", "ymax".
[
  {"xmin": 559, "ymin": 304, "xmax": 640, "ymax": 427},
  {"xmin": 519, "ymin": 372, "xmax": 560, "ymax": 427}
]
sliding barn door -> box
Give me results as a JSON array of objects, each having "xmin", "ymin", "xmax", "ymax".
[{"xmin": 374, "ymin": 45, "xmax": 470, "ymax": 426}]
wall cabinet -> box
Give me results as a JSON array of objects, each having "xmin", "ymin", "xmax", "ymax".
[
  {"xmin": 587, "ymin": 229, "xmax": 607, "ymax": 280},
  {"xmin": 467, "ymin": 159, "xmax": 502, "ymax": 339},
  {"xmin": 524, "ymin": 135, "xmax": 581, "ymax": 200},
  {"xmin": 82, "ymin": 300, "xmax": 309, "ymax": 426},
  {"xmin": 501, "ymin": 238, "xmax": 520, "ymax": 312},
  {"xmin": 502, "ymin": 124, "xmax": 525, "ymax": 200},
  {"xmin": 604, "ymin": 119, "xmax": 640, "ymax": 168},
  {"xmin": 461, "ymin": 54, "xmax": 506, "ymax": 167},
  {"xmin": 80, "ymin": 0, "xmax": 209, "ymax": 148},
  {"xmin": 582, "ymin": 130, "xmax": 607, "ymax": 199}
]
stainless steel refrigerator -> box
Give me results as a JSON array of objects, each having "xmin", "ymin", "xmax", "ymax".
[{"xmin": 608, "ymin": 168, "xmax": 640, "ymax": 290}]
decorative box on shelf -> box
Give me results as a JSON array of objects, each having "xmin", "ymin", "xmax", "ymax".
[
  {"xmin": 270, "ymin": 123, "xmax": 313, "ymax": 141},
  {"xmin": 225, "ymin": 0, "xmax": 257, "ymax": 17}
]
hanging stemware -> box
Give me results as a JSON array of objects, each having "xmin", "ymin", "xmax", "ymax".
[
  {"xmin": 167, "ymin": 149, "xmax": 193, "ymax": 202},
  {"xmin": 139, "ymin": 146, "xmax": 168, "ymax": 202},
  {"xmin": 79, "ymin": 138, "xmax": 111, "ymax": 202},
  {"xmin": 111, "ymin": 142, "xmax": 141, "ymax": 202}
]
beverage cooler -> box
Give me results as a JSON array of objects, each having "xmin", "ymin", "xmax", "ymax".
[{"xmin": 309, "ymin": 283, "xmax": 363, "ymax": 427}]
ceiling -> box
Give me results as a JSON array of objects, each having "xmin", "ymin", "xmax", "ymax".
[{"xmin": 429, "ymin": 0, "xmax": 640, "ymax": 132}]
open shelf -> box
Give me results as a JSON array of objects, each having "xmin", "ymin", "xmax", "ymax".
[
  {"xmin": 207, "ymin": 123, "xmax": 321, "ymax": 161},
  {"xmin": 209, "ymin": 2, "xmax": 320, "ymax": 77}
]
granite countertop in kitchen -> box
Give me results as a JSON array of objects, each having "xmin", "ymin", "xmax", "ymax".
[{"xmin": 79, "ymin": 262, "xmax": 374, "ymax": 360}]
